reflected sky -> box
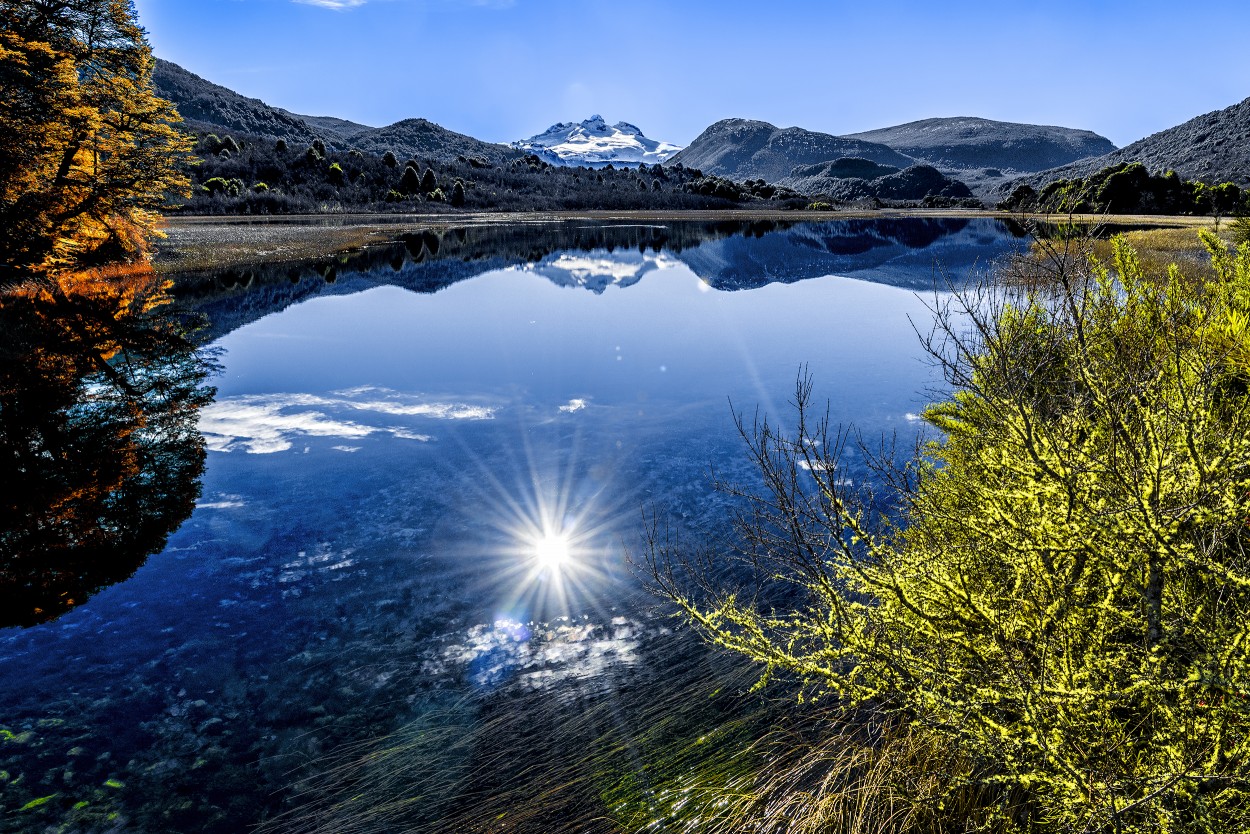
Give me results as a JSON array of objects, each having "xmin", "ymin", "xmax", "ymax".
[
  {"xmin": 211, "ymin": 261, "xmax": 944, "ymax": 427},
  {"xmin": 200, "ymin": 257, "xmax": 951, "ymax": 619}
]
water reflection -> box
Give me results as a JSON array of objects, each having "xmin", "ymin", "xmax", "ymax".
[
  {"xmin": 174, "ymin": 217, "xmax": 1027, "ymax": 340},
  {"xmin": 0, "ymin": 218, "xmax": 1028, "ymax": 833},
  {"xmin": 0, "ymin": 273, "xmax": 215, "ymax": 627}
]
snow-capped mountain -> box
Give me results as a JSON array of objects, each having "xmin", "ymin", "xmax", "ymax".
[{"xmin": 513, "ymin": 115, "xmax": 683, "ymax": 167}]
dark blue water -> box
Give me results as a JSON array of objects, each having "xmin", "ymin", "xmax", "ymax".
[{"xmin": 0, "ymin": 218, "xmax": 1025, "ymax": 832}]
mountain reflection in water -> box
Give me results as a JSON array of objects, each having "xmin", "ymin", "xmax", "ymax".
[
  {"xmin": 0, "ymin": 218, "xmax": 1028, "ymax": 834},
  {"xmin": 0, "ymin": 273, "xmax": 215, "ymax": 627},
  {"xmin": 174, "ymin": 217, "xmax": 1027, "ymax": 341}
]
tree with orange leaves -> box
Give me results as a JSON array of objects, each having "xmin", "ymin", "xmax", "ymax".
[{"xmin": 0, "ymin": 0, "xmax": 193, "ymax": 285}]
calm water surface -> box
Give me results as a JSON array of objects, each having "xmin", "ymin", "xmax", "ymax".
[{"xmin": 0, "ymin": 218, "xmax": 1024, "ymax": 832}]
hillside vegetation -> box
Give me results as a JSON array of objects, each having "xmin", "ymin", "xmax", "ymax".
[
  {"xmin": 178, "ymin": 132, "xmax": 805, "ymax": 214},
  {"xmin": 1001, "ymin": 161, "xmax": 1249, "ymax": 217},
  {"xmin": 1010, "ymin": 96, "xmax": 1250, "ymax": 194}
]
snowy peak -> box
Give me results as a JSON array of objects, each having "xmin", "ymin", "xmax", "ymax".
[{"xmin": 513, "ymin": 116, "xmax": 683, "ymax": 167}]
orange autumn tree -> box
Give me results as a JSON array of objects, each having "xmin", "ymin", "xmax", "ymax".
[{"xmin": 0, "ymin": 0, "xmax": 193, "ymax": 285}]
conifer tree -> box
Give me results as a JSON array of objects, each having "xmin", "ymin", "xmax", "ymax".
[{"xmin": 399, "ymin": 165, "xmax": 421, "ymax": 195}]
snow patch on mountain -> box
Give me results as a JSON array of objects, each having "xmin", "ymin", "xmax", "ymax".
[{"xmin": 513, "ymin": 115, "xmax": 682, "ymax": 167}]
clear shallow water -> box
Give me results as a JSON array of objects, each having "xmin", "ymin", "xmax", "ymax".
[{"xmin": 0, "ymin": 218, "xmax": 1025, "ymax": 832}]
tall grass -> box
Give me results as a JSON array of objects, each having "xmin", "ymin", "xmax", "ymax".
[
  {"xmin": 262, "ymin": 619, "xmax": 1024, "ymax": 834},
  {"xmin": 261, "ymin": 629, "xmax": 774, "ymax": 834},
  {"xmin": 1007, "ymin": 222, "xmax": 1220, "ymax": 287}
]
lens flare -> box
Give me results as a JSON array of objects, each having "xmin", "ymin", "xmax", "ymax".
[
  {"xmin": 439, "ymin": 412, "xmax": 639, "ymax": 623},
  {"xmin": 533, "ymin": 531, "xmax": 572, "ymax": 570}
]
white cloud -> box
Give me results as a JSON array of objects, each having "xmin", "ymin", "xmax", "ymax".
[
  {"xmin": 293, "ymin": 0, "xmax": 366, "ymax": 8},
  {"xmin": 558, "ymin": 398, "xmax": 588, "ymax": 413},
  {"xmin": 292, "ymin": 0, "xmax": 514, "ymax": 9},
  {"xmin": 330, "ymin": 386, "xmax": 494, "ymax": 420}
]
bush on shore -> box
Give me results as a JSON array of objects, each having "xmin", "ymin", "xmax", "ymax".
[{"xmin": 650, "ymin": 230, "xmax": 1250, "ymax": 832}]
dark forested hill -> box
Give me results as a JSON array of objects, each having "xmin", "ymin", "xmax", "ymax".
[
  {"xmin": 779, "ymin": 160, "xmax": 973, "ymax": 204},
  {"xmin": 667, "ymin": 119, "xmax": 914, "ymax": 181},
  {"xmin": 152, "ymin": 59, "xmax": 320, "ymax": 144},
  {"xmin": 346, "ymin": 119, "xmax": 518, "ymax": 166},
  {"xmin": 153, "ymin": 59, "xmax": 517, "ymax": 164},
  {"xmin": 1009, "ymin": 97, "xmax": 1250, "ymax": 192},
  {"xmin": 844, "ymin": 117, "xmax": 1116, "ymax": 173}
]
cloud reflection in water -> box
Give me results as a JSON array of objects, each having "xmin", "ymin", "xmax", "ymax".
[
  {"xmin": 433, "ymin": 616, "xmax": 646, "ymax": 692},
  {"xmin": 201, "ymin": 386, "xmax": 495, "ymax": 453}
]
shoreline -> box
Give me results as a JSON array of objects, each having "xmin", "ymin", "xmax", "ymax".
[{"xmin": 155, "ymin": 209, "xmax": 1221, "ymax": 273}]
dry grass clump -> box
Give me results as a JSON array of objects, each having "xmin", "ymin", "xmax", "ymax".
[
  {"xmin": 693, "ymin": 709, "xmax": 1025, "ymax": 834},
  {"xmin": 1089, "ymin": 226, "xmax": 1220, "ymax": 281},
  {"xmin": 1002, "ymin": 222, "xmax": 1221, "ymax": 288}
]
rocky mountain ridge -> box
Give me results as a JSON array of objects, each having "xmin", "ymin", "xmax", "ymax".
[
  {"xmin": 153, "ymin": 59, "xmax": 320, "ymax": 145},
  {"xmin": 845, "ymin": 117, "xmax": 1116, "ymax": 174}
]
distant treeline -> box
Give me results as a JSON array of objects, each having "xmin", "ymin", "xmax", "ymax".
[
  {"xmin": 174, "ymin": 133, "xmax": 808, "ymax": 214},
  {"xmin": 1000, "ymin": 162, "xmax": 1250, "ymax": 216}
]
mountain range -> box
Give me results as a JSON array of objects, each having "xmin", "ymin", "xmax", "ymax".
[
  {"xmin": 668, "ymin": 119, "xmax": 915, "ymax": 181},
  {"xmin": 671, "ymin": 117, "xmax": 1121, "ymax": 198},
  {"xmin": 152, "ymin": 57, "xmax": 1250, "ymax": 204}
]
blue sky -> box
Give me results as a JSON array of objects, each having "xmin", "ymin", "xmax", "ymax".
[{"xmin": 135, "ymin": 0, "xmax": 1250, "ymax": 148}]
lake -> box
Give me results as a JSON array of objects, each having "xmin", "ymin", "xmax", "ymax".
[{"xmin": 0, "ymin": 217, "xmax": 1026, "ymax": 833}]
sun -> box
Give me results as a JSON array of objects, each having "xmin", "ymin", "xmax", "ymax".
[{"xmin": 533, "ymin": 532, "xmax": 572, "ymax": 570}]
